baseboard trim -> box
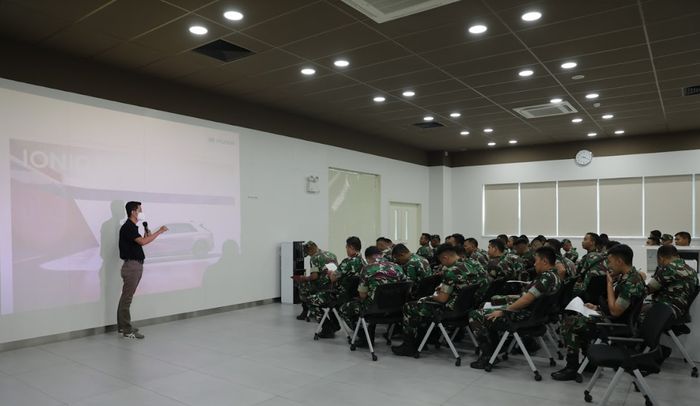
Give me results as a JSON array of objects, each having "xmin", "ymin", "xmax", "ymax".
[{"xmin": 0, "ymin": 297, "xmax": 281, "ymax": 353}]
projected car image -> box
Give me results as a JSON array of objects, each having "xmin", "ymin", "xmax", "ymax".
[{"xmin": 145, "ymin": 222, "xmax": 214, "ymax": 259}]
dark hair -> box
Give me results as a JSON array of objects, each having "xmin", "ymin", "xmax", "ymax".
[
  {"xmin": 519, "ymin": 235, "xmax": 530, "ymax": 243},
  {"xmin": 435, "ymin": 243, "xmax": 458, "ymax": 257},
  {"xmin": 607, "ymin": 244, "xmax": 633, "ymax": 266},
  {"xmin": 376, "ymin": 237, "xmax": 384, "ymax": 243},
  {"xmin": 451, "ymin": 233, "xmax": 465, "ymax": 246},
  {"xmin": 647, "ymin": 236, "xmax": 660, "ymax": 245},
  {"xmin": 496, "ymin": 234, "xmax": 508, "ymax": 244},
  {"xmin": 509, "ymin": 235, "xmax": 518, "ymax": 243},
  {"xmin": 535, "ymin": 246, "xmax": 556, "ymax": 265},
  {"xmin": 606, "ymin": 240, "xmax": 620, "ymax": 250},
  {"xmin": 657, "ymin": 244, "xmax": 679, "ymax": 259},
  {"xmin": 365, "ymin": 246, "xmax": 383, "ymax": 258},
  {"xmin": 455, "ymin": 245, "xmax": 466, "ymax": 257},
  {"xmin": 675, "ymin": 231, "xmax": 691, "ymax": 243},
  {"xmin": 545, "ymin": 238, "xmax": 562, "ymax": 253},
  {"xmin": 430, "ymin": 234, "xmax": 440, "ymax": 241},
  {"xmin": 125, "ymin": 201, "xmax": 141, "ymax": 217},
  {"xmin": 599, "ymin": 233, "xmax": 610, "ymax": 247},
  {"xmin": 649, "ymin": 230, "xmax": 662, "ymax": 239},
  {"xmin": 465, "ymin": 238, "xmax": 479, "ymax": 247},
  {"xmin": 376, "ymin": 237, "xmax": 393, "ymax": 244},
  {"xmin": 421, "ymin": 233, "xmax": 431, "ymax": 240},
  {"xmin": 489, "ymin": 238, "xmax": 505, "ymax": 253},
  {"xmin": 392, "ymin": 243, "xmax": 410, "ymax": 256},
  {"xmin": 346, "ymin": 236, "xmax": 361, "ymax": 251},
  {"xmin": 535, "ymin": 235, "xmax": 547, "ymax": 243},
  {"xmin": 585, "ymin": 232, "xmax": 601, "ymax": 247},
  {"xmin": 515, "ymin": 237, "xmax": 529, "ymax": 246}
]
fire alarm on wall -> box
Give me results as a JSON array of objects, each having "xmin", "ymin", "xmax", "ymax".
[{"xmin": 306, "ymin": 175, "xmax": 319, "ymax": 193}]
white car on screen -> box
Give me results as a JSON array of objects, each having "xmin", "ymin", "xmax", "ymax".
[{"xmin": 145, "ymin": 222, "xmax": 214, "ymax": 259}]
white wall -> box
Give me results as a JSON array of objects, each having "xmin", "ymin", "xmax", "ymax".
[{"xmin": 0, "ymin": 78, "xmax": 429, "ymax": 344}]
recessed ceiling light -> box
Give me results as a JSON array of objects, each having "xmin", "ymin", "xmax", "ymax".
[
  {"xmin": 333, "ymin": 59, "xmax": 349, "ymax": 68},
  {"xmin": 487, "ymin": 141, "xmax": 496, "ymax": 146},
  {"xmin": 587, "ymin": 132, "xmax": 597, "ymax": 137},
  {"xmin": 300, "ymin": 68, "xmax": 316, "ymax": 76},
  {"xmin": 424, "ymin": 116, "xmax": 434, "ymax": 121},
  {"xmin": 468, "ymin": 24, "xmax": 487, "ymax": 34},
  {"xmin": 189, "ymin": 25, "xmax": 208, "ymax": 35},
  {"xmin": 572, "ymin": 75, "xmax": 585, "ymax": 80},
  {"xmin": 602, "ymin": 113, "xmax": 614, "ymax": 119},
  {"xmin": 402, "ymin": 90, "xmax": 415, "ymax": 97},
  {"xmin": 519, "ymin": 69, "xmax": 534, "ymax": 77},
  {"xmin": 550, "ymin": 98, "xmax": 563, "ymax": 103},
  {"xmin": 460, "ymin": 130, "xmax": 470, "ymax": 136},
  {"xmin": 521, "ymin": 11, "xmax": 542, "ymax": 22},
  {"xmin": 571, "ymin": 118, "xmax": 583, "ymax": 123},
  {"xmin": 561, "ymin": 61, "xmax": 577, "ymax": 69},
  {"xmin": 450, "ymin": 112, "xmax": 461, "ymax": 118},
  {"xmin": 223, "ymin": 10, "xmax": 244, "ymax": 21},
  {"xmin": 373, "ymin": 96, "xmax": 386, "ymax": 103},
  {"xmin": 509, "ymin": 139, "xmax": 518, "ymax": 144},
  {"xmin": 585, "ymin": 93, "xmax": 599, "ymax": 99},
  {"xmin": 614, "ymin": 130, "xmax": 625, "ymax": 135},
  {"xmin": 483, "ymin": 128, "xmax": 494, "ymax": 133}
]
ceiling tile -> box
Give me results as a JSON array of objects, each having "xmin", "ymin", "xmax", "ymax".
[
  {"xmin": 645, "ymin": 14, "xmax": 700, "ymax": 42},
  {"xmin": 344, "ymin": 55, "xmax": 435, "ymax": 83},
  {"xmin": 445, "ymin": 50, "xmax": 538, "ymax": 78},
  {"xmin": 530, "ymin": 28, "xmax": 646, "ymax": 61},
  {"xmin": 43, "ymin": 22, "xmax": 123, "ymax": 57},
  {"xmin": 281, "ymin": 23, "xmax": 386, "ymax": 60},
  {"xmin": 78, "ymin": 0, "xmax": 186, "ymax": 40},
  {"xmin": 0, "ymin": 1, "xmax": 74, "ymax": 42},
  {"xmin": 133, "ymin": 15, "xmax": 233, "ymax": 53},
  {"xmin": 420, "ymin": 34, "xmax": 524, "ymax": 67},
  {"xmin": 164, "ymin": 0, "xmax": 219, "ymax": 11},
  {"xmin": 95, "ymin": 42, "xmax": 166, "ymax": 69},
  {"xmin": 142, "ymin": 51, "xmax": 223, "ymax": 80}
]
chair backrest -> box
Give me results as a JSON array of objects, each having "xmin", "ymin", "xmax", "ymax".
[
  {"xmin": 452, "ymin": 283, "xmax": 482, "ymax": 313},
  {"xmin": 615, "ymin": 294, "xmax": 644, "ymax": 328},
  {"xmin": 412, "ymin": 274, "xmax": 442, "ymax": 298},
  {"xmin": 640, "ymin": 302, "xmax": 674, "ymax": 348},
  {"xmin": 373, "ymin": 281, "xmax": 413, "ymax": 311},
  {"xmin": 483, "ymin": 279, "xmax": 506, "ymax": 301},
  {"xmin": 557, "ymin": 278, "xmax": 577, "ymax": 311},
  {"xmin": 585, "ymin": 274, "xmax": 608, "ymax": 305},
  {"xmin": 682, "ymin": 284, "xmax": 700, "ymax": 318},
  {"xmin": 340, "ymin": 276, "xmax": 360, "ymax": 298}
]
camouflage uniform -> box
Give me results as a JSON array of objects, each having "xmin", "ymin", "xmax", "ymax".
[
  {"xmin": 646, "ymin": 258, "xmax": 698, "ymax": 319},
  {"xmin": 469, "ymin": 269, "xmax": 561, "ymax": 343},
  {"xmin": 339, "ymin": 260, "xmax": 406, "ymax": 328},
  {"xmin": 470, "ymin": 248, "xmax": 489, "ymax": 268},
  {"xmin": 416, "ymin": 244, "xmax": 433, "ymax": 261},
  {"xmin": 401, "ymin": 253, "xmax": 432, "ymax": 287},
  {"xmin": 307, "ymin": 254, "xmax": 365, "ymax": 322},
  {"xmin": 402, "ymin": 259, "xmax": 489, "ymax": 338},
  {"xmin": 382, "ymin": 248, "xmax": 394, "ymax": 263},
  {"xmin": 560, "ymin": 267, "xmax": 646, "ymax": 355},
  {"xmin": 486, "ymin": 254, "xmax": 523, "ymax": 281},
  {"xmin": 518, "ymin": 250, "xmax": 536, "ymax": 272},
  {"xmin": 564, "ymin": 248, "xmax": 579, "ymax": 263},
  {"xmin": 572, "ymin": 250, "xmax": 608, "ymax": 298},
  {"xmin": 556, "ymin": 254, "xmax": 578, "ymax": 282},
  {"xmin": 298, "ymin": 249, "xmax": 338, "ymax": 303}
]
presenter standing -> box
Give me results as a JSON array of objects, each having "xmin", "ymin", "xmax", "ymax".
[{"xmin": 117, "ymin": 201, "xmax": 168, "ymax": 339}]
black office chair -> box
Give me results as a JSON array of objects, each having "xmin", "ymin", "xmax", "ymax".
[
  {"xmin": 664, "ymin": 284, "xmax": 699, "ymax": 378},
  {"xmin": 415, "ymin": 283, "xmax": 482, "ymax": 366},
  {"xmin": 547, "ymin": 278, "xmax": 577, "ymax": 360},
  {"xmin": 313, "ymin": 276, "xmax": 359, "ymax": 342},
  {"xmin": 583, "ymin": 274, "xmax": 608, "ymax": 306},
  {"xmin": 411, "ymin": 274, "xmax": 442, "ymax": 299},
  {"xmin": 349, "ymin": 281, "xmax": 412, "ymax": 361},
  {"xmin": 485, "ymin": 291, "xmax": 562, "ymax": 381},
  {"xmin": 583, "ymin": 302, "xmax": 674, "ymax": 406}
]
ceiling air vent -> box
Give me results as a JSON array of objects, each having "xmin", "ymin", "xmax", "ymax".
[
  {"xmin": 513, "ymin": 101, "xmax": 578, "ymax": 119},
  {"xmin": 413, "ymin": 121, "xmax": 444, "ymax": 129},
  {"xmin": 341, "ymin": 0, "xmax": 459, "ymax": 23},
  {"xmin": 683, "ymin": 85, "xmax": 700, "ymax": 96},
  {"xmin": 192, "ymin": 39, "xmax": 254, "ymax": 62}
]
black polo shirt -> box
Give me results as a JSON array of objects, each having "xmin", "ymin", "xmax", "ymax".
[{"xmin": 119, "ymin": 219, "xmax": 145, "ymax": 261}]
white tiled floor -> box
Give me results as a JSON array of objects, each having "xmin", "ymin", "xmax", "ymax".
[{"xmin": 0, "ymin": 303, "xmax": 698, "ymax": 405}]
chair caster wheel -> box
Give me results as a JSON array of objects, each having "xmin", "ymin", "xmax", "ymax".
[
  {"xmin": 455, "ymin": 358, "xmax": 461, "ymax": 367},
  {"xmin": 549, "ymin": 359, "xmax": 556, "ymax": 367},
  {"xmin": 645, "ymin": 396, "xmax": 652, "ymax": 406},
  {"xmin": 692, "ymin": 367, "xmax": 698, "ymax": 378},
  {"xmin": 575, "ymin": 374, "xmax": 583, "ymax": 383},
  {"xmin": 372, "ymin": 354, "xmax": 378, "ymax": 361},
  {"xmin": 350, "ymin": 344, "xmax": 356, "ymax": 351},
  {"xmin": 313, "ymin": 334, "xmax": 319, "ymax": 341},
  {"xmin": 534, "ymin": 372, "xmax": 542, "ymax": 381},
  {"xmin": 484, "ymin": 364, "xmax": 492, "ymax": 372},
  {"xmin": 502, "ymin": 354, "xmax": 509, "ymax": 361},
  {"xmin": 414, "ymin": 353, "xmax": 420, "ymax": 359},
  {"xmin": 557, "ymin": 352, "xmax": 564, "ymax": 360},
  {"xmin": 584, "ymin": 391, "xmax": 592, "ymax": 403}
]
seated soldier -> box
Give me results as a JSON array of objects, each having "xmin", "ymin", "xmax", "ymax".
[
  {"xmin": 392, "ymin": 243, "xmax": 432, "ymax": 297},
  {"xmin": 293, "ymin": 241, "xmax": 338, "ymax": 320},
  {"xmin": 376, "ymin": 237, "xmax": 395, "ymax": 262},
  {"xmin": 545, "ymin": 238, "xmax": 577, "ymax": 282},
  {"xmin": 562, "ymin": 238, "xmax": 579, "ymax": 263},
  {"xmin": 661, "ymin": 233, "xmax": 674, "ymax": 246},
  {"xmin": 446, "ymin": 233, "xmax": 466, "ymax": 247},
  {"xmin": 339, "ymin": 246, "xmax": 405, "ymax": 346},
  {"xmin": 644, "ymin": 245, "xmax": 698, "ymax": 321},
  {"xmin": 572, "ymin": 232, "xmax": 608, "ymax": 300},
  {"xmin": 391, "ymin": 244, "xmax": 489, "ymax": 357},
  {"xmin": 465, "ymin": 238, "xmax": 489, "ymax": 268},
  {"xmin": 308, "ymin": 236, "xmax": 366, "ymax": 338},
  {"xmin": 514, "ymin": 237, "xmax": 535, "ymax": 279},
  {"xmin": 551, "ymin": 244, "xmax": 646, "ymax": 381},
  {"xmin": 485, "ymin": 238, "xmax": 523, "ymax": 282},
  {"xmin": 469, "ymin": 246, "xmax": 562, "ymax": 369},
  {"xmin": 416, "ymin": 233, "xmax": 433, "ymax": 260},
  {"xmin": 674, "ymin": 231, "xmax": 692, "ymax": 247}
]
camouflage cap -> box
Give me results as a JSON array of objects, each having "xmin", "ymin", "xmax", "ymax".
[
  {"xmin": 661, "ymin": 234, "xmax": 673, "ymax": 241},
  {"xmin": 303, "ymin": 240, "xmax": 316, "ymax": 248},
  {"xmin": 561, "ymin": 239, "xmax": 572, "ymax": 244}
]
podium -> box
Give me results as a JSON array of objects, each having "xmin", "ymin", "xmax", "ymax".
[{"xmin": 281, "ymin": 241, "xmax": 305, "ymax": 304}]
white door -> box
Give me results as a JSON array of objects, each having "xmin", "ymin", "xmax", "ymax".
[
  {"xmin": 389, "ymin": 202, "xmax": 421, "ymax": 250},
  {"xmin": 328, "ymin": 168, "xmax": 380, "ymax": 260}
]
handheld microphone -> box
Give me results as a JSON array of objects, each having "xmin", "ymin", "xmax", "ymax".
[{"xmin": 143, "ymin": 221, "xmax": 150, "ymax": 236}]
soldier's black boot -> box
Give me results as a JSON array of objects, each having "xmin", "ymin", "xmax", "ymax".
[
  {"xmin": 329, "ymin": 311, "xmax": 341, "ymax": 332},
  {"xmin": 317, "ymin": 319, "xmax": 336, "ymax": 339},
  {"xmin": 551, "ymin": 352, "xmax": 580, "ymax": 381},
  {"xmin": 296, "ymin": 303, "xmax": 308, "ymax": 320},
  {"xmin": 470, "ymin": 338, "xmax": 494, "ymax": 369},
  {"xmin": 391, "ymin": 335, "xmax": 418, "ymax": 357}
]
